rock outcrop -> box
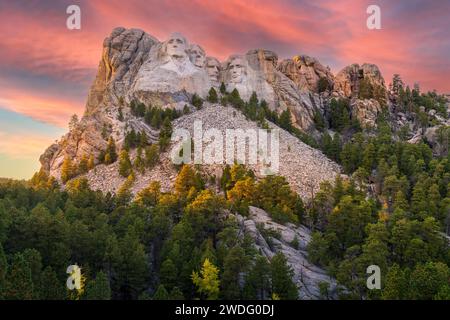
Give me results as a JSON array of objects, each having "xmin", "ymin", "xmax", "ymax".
[
  {"xmin": 278, "ymin": 55, "xmax": 334, "ymax": 93},
  {"xmin": 350, "ymin": 98, "xmax": 383, "ymax": 128},
  {"xmin": 334, "ymin": 63, "xmax": 385, "ymax": 98},
  {"xmin": 239, "ymin": 207, "xmax": 339, "ymax": 299}
]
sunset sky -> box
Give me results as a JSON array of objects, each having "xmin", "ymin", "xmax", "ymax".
[{"xmin": 0, "ymin": 0, "xmax": 449, "ymax": 179}]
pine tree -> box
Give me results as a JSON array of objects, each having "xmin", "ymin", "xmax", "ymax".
[
  {"xmin": 119, "ymin": 150, "xmax": 132, "ymax": 177},
  {"xmin": 221, "ymin": 246, "xmax": 248, "ymax": 299},
  {"xmin": 317, "ymin": 77, "xmax": 330, "ymax": 93},
  {"xmin": 0, "ymin": 244, "xmax": 7, "ymax": 299},
  {"xmin": 220, "ymin": 165, "xmax": 232, "ymax": 192},
  {"xmin": 362, "ymin": 142, "xmax": 376, "ymax": 172},
  {"xmin": 136, "ymin": 181, "xmax": 161, "ymax": 207},
  {"xmin": 391, "ymin": 74, "xmax": 404, "ymax": 95},
  {"xmin": 174, "ymin": 165, "xmax": 198, "ymax": 195},
  {"xmin": 192, "ymin": 93, "xmax": 203, "ymax": 109},
  {"xmin": 145, "ymin": 144, "xmax": 159, "ymax": 168},
  {"xmin": 169, "ymin": 287, "xmax": 184, "ymax": 299},
  {"xmin": 219, "ymin": 82, "xmax": 227, "ymax": 95},
  {"xmin": 243, "ymin": 256, "xmax": 271, "ymax": 299},
  {"xmin": 313, "ymin": 110, "xmax": 326, "ymax": 131},
  {"xmin": 228, "ymin": 89, "xmax": 244, "ymax": 109},
  {"xmin": 116, "ymin": 174, "xmax": 134, "ymax": 206},
  {"xmin": 84, "ymin": 271, "xmax": 111, "ymax": 300},
  {"xmin": 39, "ymin": 267, "xmax": 65, "ymax": 300},
  {"xmin": 134, "ymin": 147, "xmax": 145, "ymax": 174},
  {"xmin": 105, "ymin": 137, "xmax": 118, "ymax": 164},
  {"xmin": 87, "ymin": 154, "xmax": 95, "ymax": 170},
  {"xmin": 411, "ymin": 182, "xmax": 428, "ymax": 218},
  {"xmin": 207, "ymin": 87, "xmax": 218, "ymax": 103},
  {"xmin": 191, "ymin": 258, "xmax": 220, "ymax": 300},
  {"xmin": 279, "ymin": 109, "xmax": 292, "ymax": 132},
  {"xmin": 409, "ymin": 262, "xmax": 449, "ymax": 299},
  {"xmin": 116, "ymin": 228, "xmax": 149, "ymax": 299},
  {"xmin": 22, "ymin": 248, "xmax": 42, "ymax": 297},
  {"xmin": 330, "ymin": 133, "xmax": 342, "ymax": 162},
  {"xmin": 270, "ymin": 253, "xmax": 298, "ymax": 300},
  {"xmin": 69, "ymin": 114, "xmax": 79, "ymax": 131},
  {"xmin": 153, "ymin": 285, "xmax": 169, "ymax": 300},
  {"xmin": 160, "ymin": 259, "xmax": 178, "ymax": 290},
  {"xmin": 359, "ymin": 78, "xmax": 374, "ymax": 99},
  {"xmin": 5, "ymin": 253, "xmax": 34, "ymax": 300},
  {"xmin": 61, "ymin": 157, "xmax": 75, "ymax": 183},
  {"xmin": 139, "ymin": 132, "xmax": 148, "ymax": 148},
  {"xmin": 78, "ymin": 154, "xmax": 89, "ymax": 174},
  {"xmin": 151, "ymin": 109, "xmax": 163, "ymax": 128},
  {"xmin": 159, "ymin": 117, "xmax": 173, "ymax": 151}
]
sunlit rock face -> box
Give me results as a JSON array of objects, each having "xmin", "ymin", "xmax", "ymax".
[
  {"xmin": 334, "ymin": 63, "xmax": 385, "ymax": 98},
  {"xmin": 278, "ymin": 55, "xmax": 335, "ymax": 93}
]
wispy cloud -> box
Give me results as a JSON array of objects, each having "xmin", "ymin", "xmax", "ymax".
[{"xmin": 0, "ymin": 131, "xmax": 57, "ymax": 159}]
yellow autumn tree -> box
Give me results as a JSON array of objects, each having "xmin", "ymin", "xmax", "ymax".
[
  {"xmin": 136, "ymin": 181, "xmax": 161, "ymax": 206},
  {"xmin": 61, "ymin": 157, "xmax": 75, "ymax": 183},
  {"xmin": 191, "ymin": 258, "xmax": 220, "ymax": 300}
]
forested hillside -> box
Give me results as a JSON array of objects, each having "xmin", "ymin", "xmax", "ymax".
[{"xmin": 0, "ymin": 165, "xmax": 302, "ymax": 300}]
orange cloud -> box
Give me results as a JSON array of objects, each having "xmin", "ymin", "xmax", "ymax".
[
  {"xmin": 0, "ymin": 86, "xmax": 83, "ymax": 128},
  {"xmin": 0, "ymin": 131, "xmax": 58, "ymax": 159}
]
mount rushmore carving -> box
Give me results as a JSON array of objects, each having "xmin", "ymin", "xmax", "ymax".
[{"xmin": 132, "ymin": 31, "xmax": 278, "ymax": 105}]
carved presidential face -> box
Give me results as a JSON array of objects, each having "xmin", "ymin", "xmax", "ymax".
[
  {"xmin": 189, "ymin": 45, "xmax": 206, "ymax": 68},
  {"xmin": 166, "ymin": 33, "xmax": 187, "ymax": 58},
  {"xmin": 228, "ymin": 57, "xmax": 245, "ymax": 83},
  {"xmin": 206, "ymin": 57, "xmax": 221, "ymax": 83}
]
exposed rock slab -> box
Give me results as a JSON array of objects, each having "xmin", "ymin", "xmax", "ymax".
[{"xmin": 238, "ymin": 206, "xmax": 339, "ymax": 299}]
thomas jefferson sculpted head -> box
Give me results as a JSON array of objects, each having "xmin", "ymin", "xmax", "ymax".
[{"xmin": 188, "ymin": 44, "xmax": 206, "ymax": 68}]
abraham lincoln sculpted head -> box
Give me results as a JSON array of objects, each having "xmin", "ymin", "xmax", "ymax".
[
  {"xmin": 205, "ymin": 57, "xmax": 221, "ymax": 85},
  {"xmin": 227, "ymin": 55, "xmax": 246, "ymax": 84}
]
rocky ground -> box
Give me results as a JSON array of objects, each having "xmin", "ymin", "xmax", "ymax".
[
  {"xmin": 173, "ymin": 104, "xmax": 341, "ymax": 199},
  {"xmin": 82, "ymin": 104, "xmax": 341, "ymax": 200}
]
